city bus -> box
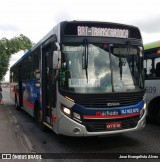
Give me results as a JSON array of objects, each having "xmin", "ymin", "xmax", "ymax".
[
  {"xmin": 144, "ymin": 40, "xmax": 160, "ymax": 124},
  {"xmin": 10, "ymin": 21, "xmax": 146, "ymax": 136}
]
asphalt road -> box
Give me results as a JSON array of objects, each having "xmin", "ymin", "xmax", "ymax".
[{"xmin": 2, "ymin": 88, "xmax": 160, "ymax": 162}]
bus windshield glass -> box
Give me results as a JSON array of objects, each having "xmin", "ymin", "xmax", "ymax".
[{"xmin": 60, "ymin": 43, "xmax": 143, "ymax": 93}]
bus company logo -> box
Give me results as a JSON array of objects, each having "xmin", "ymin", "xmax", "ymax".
[
  {"xmin": 107, "ymin": 102, "xmax": 120, "ymax": 107},
  {"xmin": 96, "ymin": 111, "xmax": 118, "ymax": 116},
  {"xmin": 96, "ymin": 112, "xmax": 102, "ymax": 116}
]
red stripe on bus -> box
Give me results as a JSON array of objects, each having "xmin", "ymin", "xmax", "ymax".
[
  {"xmin": 83, "ymin": 113, "xmax": 140, "ymax": 119},
  {"xmin": 23, "ymin": 100, "xmax": 34, "ymax": 110}
]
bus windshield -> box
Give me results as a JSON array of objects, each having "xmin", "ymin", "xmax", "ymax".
[{"xmin": 60, "ymin": 43, "xmax": 143, "ymax": 93}]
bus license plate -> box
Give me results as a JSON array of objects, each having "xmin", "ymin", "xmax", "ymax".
[{"xmin": 106, "ymin": 122, "xmax": 121, "ymax": 129}]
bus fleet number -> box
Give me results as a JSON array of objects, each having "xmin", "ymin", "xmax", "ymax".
[{"xmin": 146, "ymin": 86, "xmax": 156, "ymax": 94}]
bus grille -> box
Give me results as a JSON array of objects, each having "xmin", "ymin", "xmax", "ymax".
[
  {"xmin": 62, "ymin": 90, "xmax": 145, "ymax": 108},
  {"xmin": 61, "ymin": 90, "xmax": 145, "ymax": 108},
  {"xmin": 77, "ymin": 95, "xmax": 140, "ymax": 108},
  {"xmin": 83, "ymin": 116, "xmax": 139, "ymax": 132}
]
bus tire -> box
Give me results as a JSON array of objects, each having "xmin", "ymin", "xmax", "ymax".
[
  {"xmin": 155, "ymin": 104, "xmax": 160, "ymax": 125},
  {"xmin": 15, "ymin": 95, "xmax": 20, "ymax": 111},
  {"xmin": 147, "ymin": 106, "xmax": 155, "ymax": 122},
  {"xmin": 147, "ymin": 99, "xmax": 159, "ymax": 123},
  {"xmin": 35, "ymin": 105, "xmax": 47, "ymax": 131}
]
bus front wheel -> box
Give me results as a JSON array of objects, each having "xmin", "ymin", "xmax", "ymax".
[
  {"xmin": 35, "ymin": 108, "xmax": 47, "ymax": 131},
  {"xmin": 15, "ymin": 96, "xmax": 20, "ymax": 111}
]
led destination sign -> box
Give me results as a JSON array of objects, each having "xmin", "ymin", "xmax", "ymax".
[{"xmin": 77, "ymin": 26, "xmax": 129, "ymax": 38}]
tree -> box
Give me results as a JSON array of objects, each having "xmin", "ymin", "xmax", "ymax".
[{"xmin": 0, "ymin": 34, "xmax": 33, "ymax": 80}]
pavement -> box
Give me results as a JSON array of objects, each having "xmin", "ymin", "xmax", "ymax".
[
  {"xmin": 0, "ymin": 88, "xmax": 42, "ymax": 162},
  {"xmin": 0, "ymin": 88, "xmax": 23, "ymax": 153}
]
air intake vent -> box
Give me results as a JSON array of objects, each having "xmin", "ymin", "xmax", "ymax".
[{"xmin": 61, "ymin": 90, "xmax": 145, "ymax": 108}]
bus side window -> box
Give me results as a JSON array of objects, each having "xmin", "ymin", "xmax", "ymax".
[
  {"xmin": 33, "ymin": 48, "xmax": 40, "ymax": 79},
  {"xmin": 144, "ymin": 68, "xmax": 148, "ymax": 78},
  {"xmin": 155, "ymin": 62, "xmax": 160, "ymax": 77},
  {"xmin": 150, "ymin": 68, "xmax": 156, "ymax": 77}
]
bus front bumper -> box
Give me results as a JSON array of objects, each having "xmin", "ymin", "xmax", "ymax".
[{"xmin": 58, "ymin": 109, "xmax": 147, "ymax": 137}]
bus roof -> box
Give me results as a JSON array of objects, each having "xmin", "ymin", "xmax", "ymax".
[{"xmin": 144, "ymin": 40, "xmax": 160, "ymax": 50}]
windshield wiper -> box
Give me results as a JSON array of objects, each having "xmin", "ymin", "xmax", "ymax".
[
  {"xmin": 119, "ymin": 41, "xmax": 131, "ymax": 80},
  {"xmin": 126, "ymin": 40, "xmax": 133, "ymax": 75},
  {"xmin": 82, "ymin": 39, "xmax": 88, "ymax": 82},
  {"xmin": 119, "ymin": 52, "xmax": 123, "ymax": 80}
]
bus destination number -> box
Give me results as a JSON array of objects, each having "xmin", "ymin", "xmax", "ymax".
[{"xmin": 146, "ymin": 86, "xmax": 156, "ymax": 94}]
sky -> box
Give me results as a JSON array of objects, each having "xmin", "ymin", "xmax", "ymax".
[{"xmin": 1, "ymin": 0, "xmax": 160, "ymax": 81}]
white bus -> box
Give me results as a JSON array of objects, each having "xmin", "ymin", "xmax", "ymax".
[
  {"xmin": 144, "ymin": 40, "xmax": 160, "ymax": 124},
  {"xmin": 10, "ymin": 21, "xmax": 146, "ymax": 136}
]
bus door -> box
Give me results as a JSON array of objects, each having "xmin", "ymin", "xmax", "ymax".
[{"xmin": 42, "ymin": 38, "xmax": 57, "ymax": 127}]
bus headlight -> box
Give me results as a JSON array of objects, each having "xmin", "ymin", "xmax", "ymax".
[
  {"xmin": 62, "ymin": 106, "xmax": 71, "ymax": 116},
  {"xmin": 61, "ymin": 105, "xmax": 82, "ymax": 123}
]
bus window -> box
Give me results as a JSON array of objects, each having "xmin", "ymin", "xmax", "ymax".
[
  {"xmin": 33, "ymin": 48, "xmax": 40, "ymax": 79},
  {"xmin": 154, "ymin": 58, "xmax": 160, "ymax": 77},
  {"xmin": 144, "ymin": 59, "xmax": 152, "ymax": 77},
  {"xmin": 155, "ymin": 61, "xmax": 160, "ymax": 77}
]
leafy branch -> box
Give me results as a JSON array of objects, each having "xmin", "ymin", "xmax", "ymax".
[{"xmin": 0, "ymin": 34, "xmax": 33, "ymax": 80}]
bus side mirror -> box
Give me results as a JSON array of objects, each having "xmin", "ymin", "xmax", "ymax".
[
  {"xmin": 35, "ymin": 73, "xmax": 40, "ymax": 80},
  {"xmin": 35, "ymin": 70, "xmax": 40, "ymax": 80},
  {"xmin": 53, "ymin": 51, "xmax": 61, "ymax": 69},
  {"xmin": 34, "ymin": 82, "xmax": 40, "ymax": 89}
]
